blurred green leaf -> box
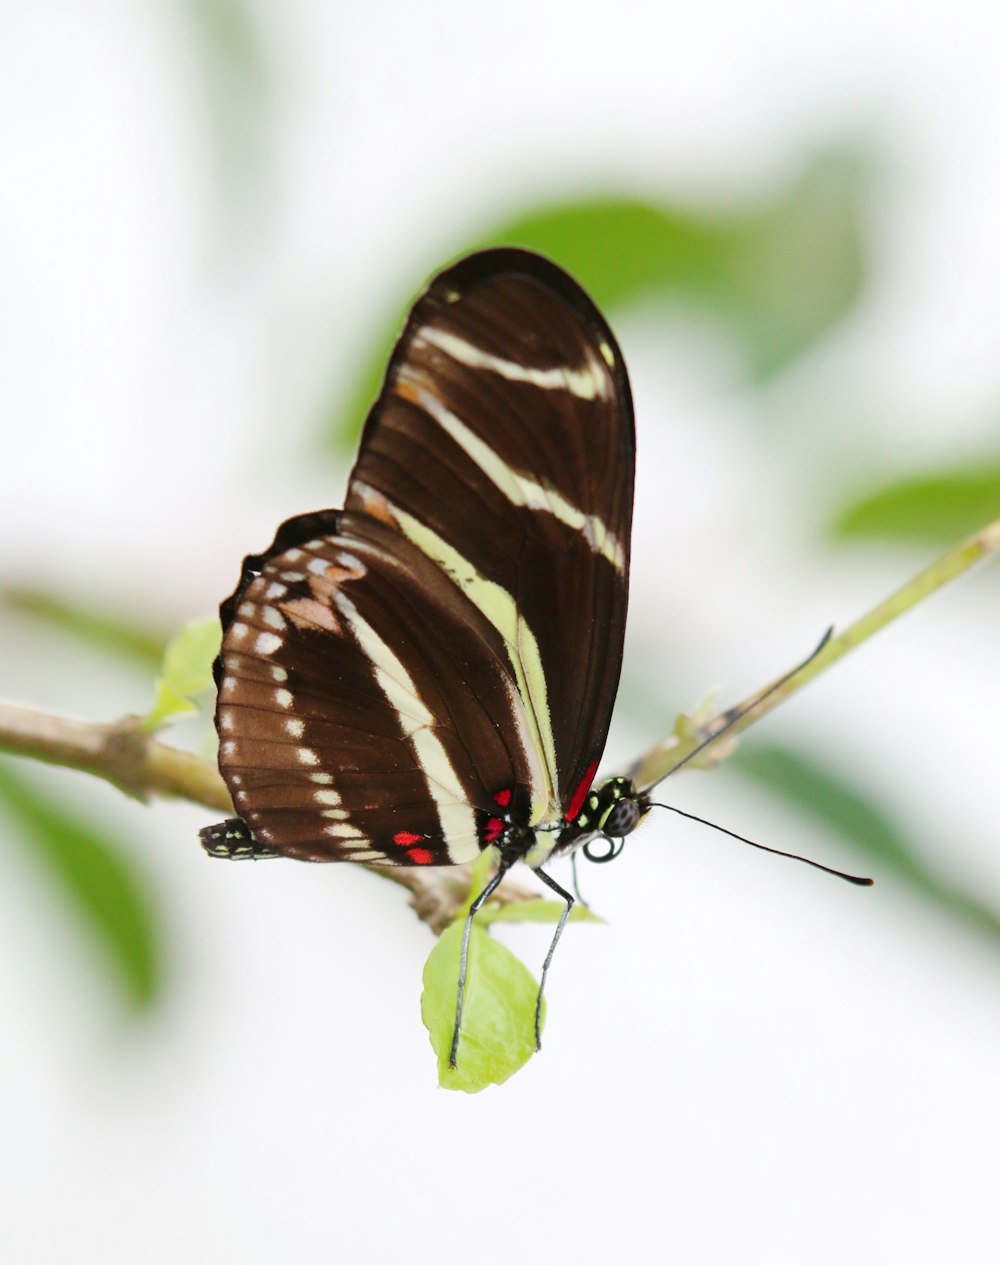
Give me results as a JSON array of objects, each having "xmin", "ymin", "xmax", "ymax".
[
  {"xmin": 329, "ymin": 150, "xmax": 867, "ymax": 451},
  {"xmin": 187, "ymin": 0, "xmax": 264, "ymax": 84},
  {"xmin": 0, "ymin": 761, "xmax": 162, "ymax": 1009},
  {"xmin": 480, "ymin": 898, "xmax": 604, "ymax": 926},
  {"xmin": 735, "ymin": 743, "xmax": 1000, "ymax": 945},
  {"xmin": 421, "ymin": 920, "xmax": 541, "ymax": 1093},
  {"xmin": 1, "ymin": 587, "xmax": 168, "ymax": 671},
  {"xmin": 832, "ymin": 464, "xmax": 1000, "ymax": 545},
  {"xmin": 144, "ymin": 618, "xmax": 221, "ymax": 733}
]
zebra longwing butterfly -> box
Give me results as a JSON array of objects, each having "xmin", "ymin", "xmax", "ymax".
[
  {"xmin": 201, "ymin": 248, "xmax": 650, "ymax": 1062},
  {"xmin": 201, "ymin": 248, "xmax": 871, "ymax": 1067}
]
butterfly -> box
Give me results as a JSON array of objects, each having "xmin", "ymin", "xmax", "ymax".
[{"xmin": 199, "ymin": 248, "xmax": 867, "ymax": 1068}]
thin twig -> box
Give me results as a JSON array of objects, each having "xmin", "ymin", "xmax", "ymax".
[
  {"xmin": 628, "ymin": 516, "xmax": 1000, "ymax": 789},
  {"xmin": 0, "ymin": 702, "xmax": 537, "ymax": 933}
]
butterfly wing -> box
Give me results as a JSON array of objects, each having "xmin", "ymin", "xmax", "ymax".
[
  {"xmin": 210, "ymin": 249, "xmax": 635, "ymax": 864},
  {"xmin": 344, "ymin": 249, "xmax": 635, "ymax": 823}
]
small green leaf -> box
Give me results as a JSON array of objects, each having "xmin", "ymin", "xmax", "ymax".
[
  {"xmin": 735, "ymin": 743, "xmax": 1000, "ymax": 946},
  {"xmin": 421, "ymin": 920, "xmax": 541, "ymax": 1092},
  {"xmin": 0, "ymin": 587, "xmax": 168, "ymax": 670},
  {"xmin": 144, "ymin": 618, "xmax": 221, "ymax": 732},
  {"xmin": 0, "ymin": 761, "xmax": 162, "ymax": 1009},
  {"xmin": 832, "ymin": 464, "xmax": 1000, "ymax": 545},
  {"xmin": 460, "ymin": 846, "xmax": 500, "ymax": 917},
  {"xmin": 479, "ymin": 898, "xmax": 604, "ymax": 926}
]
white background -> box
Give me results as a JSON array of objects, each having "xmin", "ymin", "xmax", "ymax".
[{"xmin": 1, "ymin": 2, "xmax": 998, "ymax": 1262}]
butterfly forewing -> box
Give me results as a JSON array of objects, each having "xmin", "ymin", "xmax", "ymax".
[
  {"xmin": 211, "ymin": 249, "xmax": 635, "ymax": 866},
  {"xmin": 344, "ymin": 250, "xmax": 635, "ymax": 820}
]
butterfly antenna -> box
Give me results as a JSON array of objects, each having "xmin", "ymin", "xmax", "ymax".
[
  {"xmin": 648, "ymin": 800, "xmax": 872, "ymax": 886},
  {"xmin": 649, "ymin": 626, "xmax": 834, "ymax": 788}
]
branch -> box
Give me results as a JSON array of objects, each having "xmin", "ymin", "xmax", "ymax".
[
  {"xmin": 0, "ymin": 704, "xmax": 537, "ymax": 935},
  {"xmin": 2, "ymin": 515, "xmax": 997, "ymax": 927},
  {"xmin": 627, "ymin": 515, "xmax": 1000, "ymax": 788}
]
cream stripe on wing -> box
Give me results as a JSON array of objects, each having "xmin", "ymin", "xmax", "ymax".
[
  {"xmin": 396, "ymin": 374, "xmax": 625, "ymax": 572},
  {"xmin": 351, "ymin": 489, "xmax": 557, "ymax": 826},
  {"xmin": 415, "ymin": 326, "xmax": 611, "ymax": 401},
  {"xmin": 332, "ymin": 591, "xmax": 481, "ymax": 863}
]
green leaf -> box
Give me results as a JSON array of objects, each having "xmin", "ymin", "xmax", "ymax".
[
  {"xmin": 0, "ymin": 587, "xmax": 167, "ymax": 670},
  {"xmin": 459, "ymin": 846, "xmax": 500, "ymax": 917},
  {"xmin": 144, "ymin": 618, "xmax": 221, "ymax": 732},
  {"xmin": 325, "ymin": 150, "xmax": 867, "ymax": 451},
  {"xmin": 421, "ymin": 920, "xmax": 541, "ymax": 1092},
  {"xmin": 0, "ymin": 761, "xmax": 162, "ymax": 1009},
  {"xmin": 832, "ymin": 464, "xmax": 1000, "ymax": 545},
  {"xmin": 479, "ymin": 897, "xmax": 604, "ymax": 926},
  {"xmin": 735, "ymin": 743, "xmax": 1000, "ymax": 945}
]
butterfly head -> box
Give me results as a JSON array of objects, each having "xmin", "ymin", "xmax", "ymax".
[{"xmin": 553, "ymin": 775, "xmax": 651, "ymax": 864}]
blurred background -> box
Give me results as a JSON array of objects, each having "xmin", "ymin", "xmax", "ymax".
[{"xmin": 2, "ymin": 1, "xmax": 998, "ymax": 1261}]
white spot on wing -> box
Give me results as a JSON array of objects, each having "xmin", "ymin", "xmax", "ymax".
[
  {"xmin": 274, "ymin": 688, "xmax": 293, "ymax": 708},
  {"xmin": 297, "ymin": 747, "xmax": 318, "ymax": 765},
  {"xmin": 285, "ymin": 718, "xmax": 304, "ymax": 738},
  {"xmin": 314, "ymin": 789, "xmax": 341, "ymax": 806},
  {"xmin": 324, "ymin": 823, "xmax": 367, "ymax": 839},
  {"xmin": 255, "ymin": 632, "xmax": 283, "ymax": 655},
  {"xmin": 262, "ymin": 606, "xmax": 286, "ymax": 630}
]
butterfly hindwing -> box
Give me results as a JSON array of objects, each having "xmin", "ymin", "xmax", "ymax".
[{"xmin": 214, "ymin": 516, "xmax": 540, "ymax": 863}]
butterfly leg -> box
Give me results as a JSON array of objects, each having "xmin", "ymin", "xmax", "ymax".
[
  {"xmin": 449, "ymin": 860, "xmax": 512, "ymax": 1069},
  {"xmin": 532, "ymin": 866, "xmax": 575, "ymax": 1051}
]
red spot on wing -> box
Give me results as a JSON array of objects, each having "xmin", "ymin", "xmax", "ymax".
[
  {"xmin": 493, "ymin": 787, "xmax": 512, "ymax": 807},
  {"xmin": 566, "ymin": 760, "xmax": 599, "ymax": 822},
  {"xmin": 484, "ymin": 817, "xmax": 504, "ymax": 843},
  {"xmin": 407, "ymin": 847, "xmax": 433, "ymax": 865},
  {"xmin": 393, "ymin": 830, "xmax": 423, "ymax": 846}
]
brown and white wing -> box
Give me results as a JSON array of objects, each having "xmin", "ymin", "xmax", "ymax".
[{"xmin": 345, "ymin": 249, "xmax": 635, "ymax": 824}]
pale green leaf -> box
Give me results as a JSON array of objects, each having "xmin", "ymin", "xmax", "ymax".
[
  {"xmin": 479, "ymin": 897, "xmax": 605, "ymax": 926},
  {"xmin": 421, "ymin": 921, "xmax": 541, "ymax": 1093},
  {"xmin": 144, "ymin": 618, "xmax": 221, "ymax": 732}
]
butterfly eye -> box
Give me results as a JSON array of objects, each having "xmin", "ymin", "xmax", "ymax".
[{"xmin": 600, "ymin": 796, "xmax": 643, "ymax": 839}]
